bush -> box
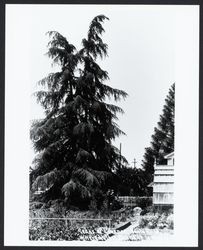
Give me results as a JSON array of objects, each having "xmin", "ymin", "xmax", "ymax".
[
  {"xmin": 135, "ymin": 197, "xmax": 152, "ymax": 209},
  {"xmin": 30, "ymin": 202, "xmax": 44, "ymax": 210},
  {"xmin": 166, "ymin": 214, "xmax": 174, "ymax": 229},
  {"xmin": 120, "ymin": 216, "xmax": 127, "ymax": 223},
  {"xmin": 88, "ymin": 199, "xmax": 98, "ymax": 212},
  {"xmin": 29, "ymin": 219, "xmax": 109, "ymax": 241},
  {"xmin": 111, "ymin": 199, "xmax": 123, "ymax": 211},
  {"xmin": 157, "ymin": 214, "xmax": 168, "ymax": 229},
  {"xmin": 139, "ymin": 217, "xmax": 149, "ymax": 228},
  {"xmin": 48, "ymin": 199, "xmax": 66, "ymax": 214},
  {"xmin": 140, "ymin": 206, "xmax": 155, "ymax": 215},
  {"xmin": 139, "ymin": 212, "xmax": 174, "ymax": 230},
  {"xmin": 29, "ymin": 220, "xmax": 81, "ymax": 241},
  {"xmin": 100, "ymin": 198, "xmax": 109, "ymax": 215},
  {"xmin": 139, "ymin": 214, "xmax": 160, "ymax": 229}
]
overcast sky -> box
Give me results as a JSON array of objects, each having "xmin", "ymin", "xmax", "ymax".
[{"xmin": 25, "ymin": 5, "xmax": 175, "ymax": 167}]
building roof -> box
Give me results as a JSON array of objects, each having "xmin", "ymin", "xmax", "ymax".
[
  {"xmin": 164, "ymin": 151, "xmax": 174, "ymax": 159},
  {"xmin": 147, "ymin": 182, "xmax": 154, "ymax": 187}
]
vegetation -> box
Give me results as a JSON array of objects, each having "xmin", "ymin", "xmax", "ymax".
[
  {"xmin": 114, "ymin": 84, "xmax": 175, "ymax": 196},
  {"xmin": 29, "ymin": 14, "xmax": 175, "ymax": 243},
  {"xmin": 138, "ymin": 212, "xmax": 174, "ymax": 230},
  {"xmin": 29, "ymin": 220, "xmax": 110, "ymax": 241},
  {"xmin": 116, "ymin": 166, "xmax": 147, "ymax": 196},
  {"xmin": 30, "ymin": 15, "xmax": 128, "ymax": 208},
  {"xmin": 141, "ymin": 83, "xmax": 175, "ymax": 185},
  {"xmin": 29, "ymin": 204, "xmax": 173, "ymax": 241}
]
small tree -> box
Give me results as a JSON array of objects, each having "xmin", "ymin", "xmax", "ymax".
[{"xmin": 30, "ymin": 15, "xmax": 128, "ymax": 207}]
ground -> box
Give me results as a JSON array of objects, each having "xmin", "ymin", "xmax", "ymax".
[{"xmin": 29, "ymin": 203, "xmax": 174, "ymax": 242}]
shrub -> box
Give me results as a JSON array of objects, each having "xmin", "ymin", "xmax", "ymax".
[
  {"xmin": 166, "ymin": 214, "xmax": 174, "ymax": 229},
  {"xmin": 30, "ymin": 202, "xmax": 44, "ymax": 209},
  {"xmin": 111, "ymin": 199, "xmax": 123, "ymax": 211},
  {"xmin": 29, "ymin": 219, "xmax": 109, "ymax": 241},
  {"xmin": 139, "ymin": 211, "xmax": 174, "ymax": 230},
  {"xmin": 135, "ymin": 197, "xmax": 152, "ymax": 209},
  {"xmin": 120, "ymin": 216, "xmax": 127, "ymax": 222},
  {"xmin": 48, "ymin": 199, "xmax": 66, "ymax": 215},
  {"xmin": 139, "ymin": 217, "xmax": 149, "ymax": 228},
  {"xmin": 88, "ymin": 199, "xmax": 98, "ymax": 212},
  {"xmin": 139, "ymin": 214, "xmax": 160, "ymax": 229},
  {"xmin": 153, "ymin": 205, "xmax": 173, "ymax": 215},
  {"xmin": 100, "ymin": 198, "xmax": 109, "ymax": 215},
  {"xmin": 29, "ymin": 220, "xmax": 81, "ymax": 241},
  {"xmin": 157, "ymin": 213, "xmax": 167, "ymax": 229},
  {"xmin": 140, "ymin": 206, "xmax": 155, "ymax": 215}
]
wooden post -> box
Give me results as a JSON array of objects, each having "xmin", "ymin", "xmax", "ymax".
[
  {"xmin": 120, "ymin": 143, "xmax": 122, "ymax": 168},
  {"xmin": 108, "ymin": 219, "xmax": 111, "ymax": 229}
]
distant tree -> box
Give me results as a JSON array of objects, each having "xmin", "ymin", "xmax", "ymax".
[
  {"xmin": 142, "ymin": 83, "xmax": 175, "ymax": 184},
  {"xmin": 141, "ymin": 147, "xmax": 155, "ymax": 183},
  {"xmin": 30, "ymin": 15, "xmax": 128, "ymax": 207},
  {"xmin": 116, "ymin": 166, "xmax": 147, "ymax": 196}
]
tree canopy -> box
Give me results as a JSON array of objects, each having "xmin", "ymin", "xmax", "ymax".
[
  {"xmin": 30, "ymin": 15, "xmax": 128, "ymax": 208},
  {"xmin": 116, "ymin": 166, "xmax": 147, "ymax": 196},
  {"xmin": 141, "ymin": 83, "xmax": 175, "ymax": 185}
]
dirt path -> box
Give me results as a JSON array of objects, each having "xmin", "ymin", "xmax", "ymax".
[{"xmin": 106, "ymin": 219, "xmax": 174, "ymax": 242}]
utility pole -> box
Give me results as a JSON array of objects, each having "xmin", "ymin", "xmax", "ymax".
[
  {"xmin": 132, "ymin": 158, "xmax": 137, "ymax": 168},
  {"xmin": 120, "ymin": 143, "xmax": 122, "ymax": 169}
]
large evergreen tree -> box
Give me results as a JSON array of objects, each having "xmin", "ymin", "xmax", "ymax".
[
  {"xmin": 142, "ymin": 83, "xmax": 175, "ymax": 184},
  {"xmin": 30, "ymin": 15, "xmax": 128, "ymax": 207}
]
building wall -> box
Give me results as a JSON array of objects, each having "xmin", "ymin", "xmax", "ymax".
[
  {"xmin": 153, "ymin": 153, "xmax": 174, "ymax": 206},
  {"xmin": 168, "ymin": 158, "xmax": 174, "ymax": 165},
  {"xmin": 153, "ymin": 192, "xmax": 173, "ymax": 204}
]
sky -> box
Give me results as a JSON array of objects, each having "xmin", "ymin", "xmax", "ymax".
[{"xmin": 27, "ymin": 5, "xmax": 175, "ymax": 167}]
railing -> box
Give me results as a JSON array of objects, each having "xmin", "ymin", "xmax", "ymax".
[
  {"xmin": 117, "ymin": 196, "xmax": 153, "ymax": 208},
  {"xmin": 153, "ymin": 175, "xmax": 174, "ymax": 183},
  {"xmin": 118, "ymin": 196, "xmax": 138, "ymax": 202},
  {"xmin": 154, "ymin": 170, "xmax": 174, "ymax": 175},
  {"xmin": 118, "ymin": 196, "xmax": 151, "ymax": 203},
  {"xmin": 154, "ymin": 165, "xmax": 174, "ymax": 170}
]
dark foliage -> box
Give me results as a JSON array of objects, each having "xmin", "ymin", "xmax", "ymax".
[
  {"xmin": 116, "ymin": 166, "xmax": 147, "ymax": 196},
  {"xmin": 141, "ymin": 83, "xmax": 175, "ymax": 185},
  {"xmin": 30, "ymin": 15, "xmax": 128, "ymax": 208}
]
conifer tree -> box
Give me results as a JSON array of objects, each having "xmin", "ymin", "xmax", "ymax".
[
  {"xmin": 142, "ymin": 83, "xmax": 175, "ymax": 184},
  {"xmin": 30, "ymin": 15, "xmax": 128, "ymax": 206}
]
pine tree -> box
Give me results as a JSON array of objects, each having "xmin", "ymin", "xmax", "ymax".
[
  {"xmin": 142, "ymin": 83, "xmax": 175, "ymax": 184},
  {"xmin": 30, "ymin": 15, "xmax": 128, "ymax": 207}
]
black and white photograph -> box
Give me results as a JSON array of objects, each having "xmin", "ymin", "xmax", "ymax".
[{"xmin": 4, "ymin": 4, "xmax": 199, "ymax": 247}]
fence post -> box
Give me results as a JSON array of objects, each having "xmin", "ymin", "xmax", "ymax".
[{"xmin": 108, "ymin": 219, "xmax": 111, "ymax": 230}]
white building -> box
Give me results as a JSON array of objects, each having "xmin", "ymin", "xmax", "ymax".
[{"xmin": 152, "ymin": 152, "xmax": 174, "ymax": 207}]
